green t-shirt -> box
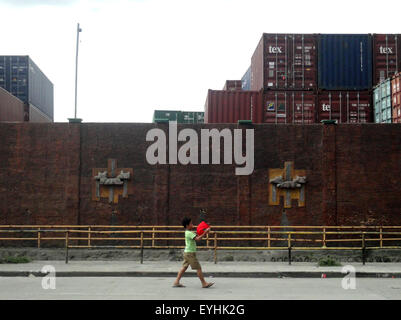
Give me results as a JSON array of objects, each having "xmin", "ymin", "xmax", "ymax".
[{"xmin": 184, "ymin": 230, "xmax": 197, "ymax": 252}]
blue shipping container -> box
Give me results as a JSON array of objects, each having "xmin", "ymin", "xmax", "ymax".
[
  {"xmin": 241, "ymin": 66, "xmax": 251, "ymax": 91},
  {"xmin": 318, "ymin": 34, "xmax": 373, "ymax": 90},
  {"xmin": 0, "ymin": 56, "xmax": 53, "ymax": 120}
]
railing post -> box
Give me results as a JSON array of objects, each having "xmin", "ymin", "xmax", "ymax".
[
  {"xmin": 37, "ymin": 228, "xmax": 41, "ymax": 249},
  {"xmin": 140, "ymin": 232, "xmax": 144, "ymax": 264},
  {"xmin": 152, "ymin": 227, "xmax": 155, "ymax": 248},
  {"xmin": 362, "ymin": 232, "xmax": 366, "ymax": 266},
  {"xmin": 323, "ymin": 227, "xmax": 327, "ymax": 248},
  {"xmin": 267, "ymin": 227, "xmax": 271, "ymax": 248},
  {"xmin": 214, "ymin": 232, "xmax": 217, "ymax": 264},
  {"xmin": 88, "ymin": 227, "xmax": 91, "ymax": 248},
  {"xmin": 65, "ymin": 231, "xmax": 69, "ymax": 264},
  {"xmin": 379, "ymin": 227, "xmax": 383, "ymax": 248},
  {"xmin": 288, "ymin": 233, "xmax": 292, "ymax": 265}
]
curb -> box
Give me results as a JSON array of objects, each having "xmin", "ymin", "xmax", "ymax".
[{"xmin": 1, "ymin": 271, "xmax": 400, "ymax": 278}]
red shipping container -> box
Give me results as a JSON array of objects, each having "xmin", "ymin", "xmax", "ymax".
[
  {"xmin": 392, "ymin": 72, "xmax": 401, "ymax": 123},
  {"xmin": 251, "ymin": 33, "xmax": 317, "ymax": 91},
  {"xmin": 258, "ymin": 91, "xmax": 316, "ymax": 124},
  {"xmin": 317, "ymin": 91, "xmax": 372, "ymax": 124},
  {"xmin": 373, "ymin": 34, "xmax": 401, "ymax": 86},
  {"xmin": 223, "ymin": 80, "xmax": 242, "ymax": 91},
  {"xmin": 204, "ymin": 89, "xmax": 262, "ymax": 123}
]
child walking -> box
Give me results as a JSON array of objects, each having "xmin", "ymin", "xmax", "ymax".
[{"xmin": 173, "ymin": 217, "xmax": 214, "ymax": 288}]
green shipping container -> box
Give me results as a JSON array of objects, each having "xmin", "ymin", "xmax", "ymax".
[
  {"xmin": 374, "ymin": 79, "xmax": 392, "ymax": 123},
  {"xmin": 181, "ymin": 111, "xmax": 204, "ymax": 124},
  {"xmin": 153, "ymin": 110, "xmax": 204, "ymax": 124}
]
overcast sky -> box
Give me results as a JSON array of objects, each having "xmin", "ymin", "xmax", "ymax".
[{"xmin": 0, "ymin": 0, "xmax": 400, "ymax": 123}]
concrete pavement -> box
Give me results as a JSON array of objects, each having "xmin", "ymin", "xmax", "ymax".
[
  {"xmin": 1, "ymin": 277, "xmax": 401, "ymax": 300},
  {"xmin": 0, "ymin": 260, "xmax": 400, "ymax": 278}
]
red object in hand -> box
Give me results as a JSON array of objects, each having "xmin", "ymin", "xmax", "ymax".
[{"xmin": 197, "ymin": 221, "xmax": 210, "ymax": 236}]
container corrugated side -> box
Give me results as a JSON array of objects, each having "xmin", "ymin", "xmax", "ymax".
[
  {"xmin": 0, "ymin": 86, "xmax": 25, "ymax": 122},
  {"xmin": 204, "ymin": 90, "xmax": 262, "ymax": 123},
  {"xmin": 318, "ymin": 34, "xmax": 373, "ymax": 90},
  {"xmin": 392, "ymin": 72, "xmax": 401, "ymax": 123},
  {"xmin": 28, "ymin": 57, "xmax": 54, "ymax": 120},
  {"xmin": 250, "ymin": 36, "xmax": 264, "ymax": 91},
  {"xmin": 373, "ymin": 34, "xmax": 401, "ymax": 86},
  {"xmin": 373, "ymin": 79, "xmax": 392, "ymax": 123},
  {"xmin": 317, "ymin": 91, "xmax": 372, "ymax": 123},
  {"xmin": 251, "ymin": 33, "xmax": 317, "ymax": 91}
]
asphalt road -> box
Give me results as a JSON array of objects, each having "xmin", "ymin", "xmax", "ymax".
[{"xmin": 1, "ymin": 276, "xmax": 401, "ymax": 300}]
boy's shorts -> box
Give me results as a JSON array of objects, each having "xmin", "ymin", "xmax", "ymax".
[{"xmin": 182, "ymin": 252, "xmax": 201, "ymax": 270}]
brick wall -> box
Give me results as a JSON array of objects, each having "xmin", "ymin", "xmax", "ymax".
[{"xmin": 1, "ymin": 122, "xmax": 401, "ymax": 226}]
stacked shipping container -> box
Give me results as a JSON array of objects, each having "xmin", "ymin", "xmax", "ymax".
[
  {"xmin": 374, "ymin": 79, "xmax": 392, "ymax": 123},
  {"xmin": 251, "ymin": 34, "xmax": 317, "ymax": 91},
  {"xmin": 205, "ymin": 90, "xmax": 261, "ymax": 123},
  {"xmin": 223, "ymin": 80, "xmax": 242, "ymax": 91},
  {"xmin": 318, "ymin": 91, "xmax": 372, "ymax": 124},
  {"xmin": 0, "ymin": 56, "xmax": 53, "ymax": 121},
  {"xmin": 205, "ymin": 33, "xmax": 401, "ymax": 124},
  {"xmin": 373, "ymin": 34, "xmax": 401, "ymax": 86},
  {"xmin": 153, "ymin": 110, "xmax": 204, "ymax": 124},
  {"xmin": 241, "ymin": 67, "xmax": 251, "ymax": 91},
  {"xmin": 260, "ymin": 91, "xmax": 316, "ymax": 124},
  {"xmin": 318, "ymin": 34, "xmax": 372, "ymax": 90},
  {"xmin": 392, "ymin": 72, "xmax": 401, "ymax": 123}
]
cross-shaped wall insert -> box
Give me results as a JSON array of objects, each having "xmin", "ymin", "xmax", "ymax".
[
  {"xmin": 269, "ymin": 161, "xmax": 306, "ymax": 208},
  {"xmin": 92, "ymin": 159, "xmax": 133, "ymax": 204}
]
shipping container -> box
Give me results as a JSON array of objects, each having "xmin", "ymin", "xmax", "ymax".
[
  {"xmin": 373, "ymin": 79, "xmax": 392, "ymax": 123},
  {"xmin": 392, "ymin": 72, "xmax": 401, "ymax": 123},
  {"xmin": 0, "ymin": 86, "xmax": 25, "ymax": 122},
  {"xmin": 0, "ymin": 56, "xmax": 53, "ymax": 120},
  {"xmin": 257, "ymin": 91, "xmax": 316, "ymax": 124},
  {"xmin": 318, "ymin": 34, "xmax": 373, "ymax": 90},
  {"xmin": 223, "ymin": 80, "xmax": 242, "ymax": 91},
  {"xmin": 153, "ymin": 110, "xmax": 182, "ymax": 122},
  {"xmin": 373, "ymin": 34, "xmax": 401, "ymax": 86},
  {"xmin": 29, "ymin": 103, "xmax": 52, "ymax": 123},
  {"xmin": 317, "ymin": 91, "xmax": 372, "ymax": 123},
  {"xmin": 181, "ymin": 111, "xmax": 204, "ymax": 124},
  {"xmin": 250, "ymin": 33, "xmax": 317, "ymax": 91},
  {"xmin": 204, "ymin": 89, "xmax": 262, "ymax": 123},
  {"xmin": 153, "ymin": 110, "xmax": 204, "ymax": 123},
  {"xmin": 241, "ymin": 67, "xmax": 251, "ymax": 91}
]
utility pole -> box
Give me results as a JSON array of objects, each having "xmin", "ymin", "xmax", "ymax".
[{"xmin": 69, "ymin": 23, "xmax": 82, "ymax": 123}]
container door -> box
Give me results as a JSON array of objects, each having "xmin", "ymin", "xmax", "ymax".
[
  {"xmin": 264, "ymin": 34, "xmax": 288, "ymax": 89},
  {"xmin": 264, "ymin": 34, "xmax": 317, "ymax": 90},
  {"xmin": 263, "ymin": 91, "xmax": 288, "ymax": 123},
  {"xmin": 291, "ymin": 34, "xmax": 317, "ymax": 90},
  {"xmin": 373, "ymin": 34, "xmax": 401, "ymax": 86},
  {"xmin": 291, "ymin": 92, "xmax": 316, "ymax": 124},
  {"xmin": 317, "ymin": 92, "xmax": 341, "ymax": 123},
  {"xmin": 346, "ymin": 92, "xmax": 372, "ymax": 123}
]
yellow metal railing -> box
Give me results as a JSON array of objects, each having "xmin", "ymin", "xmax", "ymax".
[{"xmin": 1, "ymin": 225, "xmax": 401, "ymax": 264}]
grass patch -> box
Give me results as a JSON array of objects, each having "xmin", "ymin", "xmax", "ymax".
[
  {"xmin": 0, "ymin": 256, "xmax": 32, "ymax": 264},
  {"xmin": 318, "ymin": 256, "xmax": 341, "ymax": 267}
]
